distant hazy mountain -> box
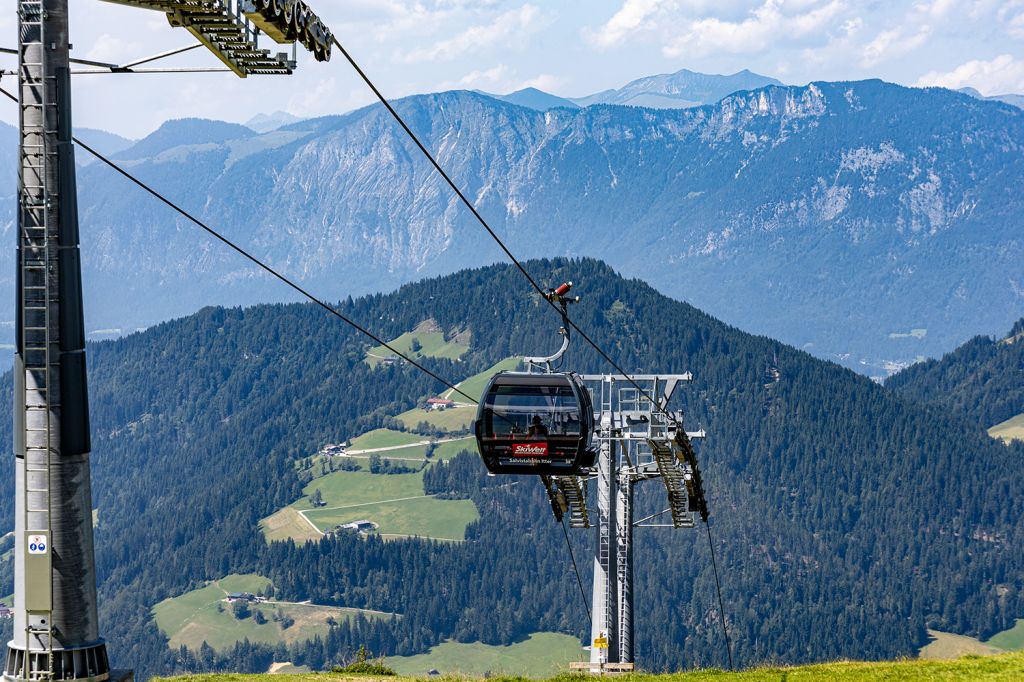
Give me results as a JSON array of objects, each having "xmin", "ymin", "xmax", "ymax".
[
  {"xmin": 0, "ymin": 78, "xmax": 1021, "ymax": 375},
  {"xmin": 76, "ymin": 128, "xmax": 136, "ymax": 162},
  {"xmin": 957, "ymin": 87, "xmax": 1024, "ymax": 109},
  {"xmin": 114, "ymin": 117, "xmax": 255, "ymax": 158},
  {"xmin": 245, "ymin": 110, "xmax": 305, "ymax": 133},
  {"xmin": 485, "ymin": 87, "xmax": 579, "ymax": 111},
  {"xmin": 570, "ymin": 68, "xmax": 783, "ymax": 108}
]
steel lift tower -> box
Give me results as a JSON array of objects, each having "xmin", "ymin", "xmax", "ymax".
[
  {"xmin": 547, "ymin": 375, "xmax": 708, "ymax": 674},
  {"xmin": 3, "ymin": 2, "xmax": 333, "ymax": 680},
  {"xmin": 4, "ymin": 2, "xmax": 113, "ymax": 681}
]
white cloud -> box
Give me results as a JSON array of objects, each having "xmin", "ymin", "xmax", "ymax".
[
  {"xmin": 395, "ymin": 4, "xmax": 544, "ymax": 63},
  {"xmin": 451, "ymin": 64, "xmax": 512, "ymax": 89},
  {"xmin": 586, "ymin": 0, "xmax": 671, "ymax": 49},
  {"xmin": 86, "ymin": 34, "xmax": 143, "ymax": 63},
  {"xmin": 436, "ymin": 64, "xmax": 564, "ymax": 95},
  {"xmin": 519, "ymin": 73, "xmax": 566, "ymax": 91},
  {"xmin": 286, "ymin": 77, "xmax": 347, "ymax": 119},
  {"xmin": 663, "ymin": 0, "xmax": 846, "ymax": 57},
  {"xmin": 999, "ymin": 0, "xmax": 1024, "ymax": 38},
  {"xmin": 916, "ymin": 54, "xmax": 1024, "ymax": 95},
  {"xmin": 914, "ymin": 0, "xmax": 956, "ymax": 19},
  {"xmin": 841, "ymin": 17, "xmax": 864, "ymax": 36},
  {"xmin": 860, "ymin": 25, "xmax": 932, "ymax": 67}
]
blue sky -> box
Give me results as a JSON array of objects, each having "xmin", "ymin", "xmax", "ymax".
[{"xmin": 0, "ymin": 0, "xmax": 1021, "ymax": 138}]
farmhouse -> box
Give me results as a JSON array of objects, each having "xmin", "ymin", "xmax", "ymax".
[
  {"xmin": 0, "ymin": 606, "xmax": 12, "ymax": 620},
  {"xmin": 319, "ymin": 443, "xmax": 348, "ymax": 457},
  {"xmin": 339, "ymin": 520, "xmax": 377, "ymax": 534},
  {"xmin": 426, "ymin": 397, "xmax": 455, "ymax": 410},
  {"xmin": 225, "ymin": 592, "xmax": 256, "ymax": 603}
]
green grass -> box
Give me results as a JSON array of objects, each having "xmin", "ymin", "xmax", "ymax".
[
  {"xmin": 988, "ymin": 413, "xmax": 1024, "ymax": 444},
  {"xmin": 431, "ymin": 437, "xmax": 477, "ymax": 461},
  {"xmin": 260, "ymin": 507, "xmax": 322, "ymax": 544},
  {"xmin": 295, "ymin": 470, "xmax": 425, "ymax": 510},
  {"xmin": 263, "ymin": 466, "xmax": 479, "ymax": 543},
  {"xmin": 219, "ymin": 575, "xmax": 273, "ymax": 593},
  {"xmin": 305, "ymin": 495, "xmax": 478, "ymax": 541},
  {"xmin": 920, "ymin": 630, "xmax": 1002, "ymax": 660},
  {"xmin": 919, "ymin": 619, "xmax": 1024, "ymax": 661},
  {"xmin": 365, "ymin": 321, "xmax": 470, "ymax": 367},
  {"xmin": 1, "ymin": 593, "xmax": 13, "ymax": 607},
  {"xmin": 388, "ymin": 632, "xmax": 585, "ymax": 678},
  {"xmin": 345, "ymin": 436, "xmax": 476, "ymax": 464},
  {"xmin": 152, "ymin": 574, "xmax": 391, "ymax": 653},
  {"xmin": 397, "ymin": 405, "xmax": 476, "ymax": 433},
  {"xmin": 987, "ymin": 620, "xmax": 1024, "ymax": 651},
  {"xmin": 155, "ymin": 651, "xmax": 1024, "ymax": 681},
  {"xmin": 443, "ymin": 358, "xmax": 522, "ymax": 403},
  {"xmin": 349, "ymin": 429, "xmax": 427, "ymax": 452}
]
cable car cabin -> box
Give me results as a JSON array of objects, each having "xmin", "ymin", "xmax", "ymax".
[{"xmin": 474, "ymin": 372, "xmax": 597, "ymax": 475}]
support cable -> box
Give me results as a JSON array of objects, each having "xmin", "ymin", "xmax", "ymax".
[
  {"xmin": 330, "ymin": 36, "xmax": 684, "ymax": 429},
  {"xmin": 561, "ymin": 517, "xmax": 592, "ymax": 628},
  {"xmin": 0, "ymin": 86, "xmax": 586, "ymax": 626},
  {"xmin": 325, "ymin": 48, "xmax": 737, "ymax": 666},
  {"xmin": 705, "ymin": 521, "xmax": 734, "ymax": 670},
  {"xmin": 74, "ymin": 139, "xmax": 477, "ymax": 403},
  {"xmin": 2, "ymin": 84, "xmax": 485, "ymax": 409},
  {"xmin": 2, "ymin": 68, "xmax": 736, "ymax": 663}
]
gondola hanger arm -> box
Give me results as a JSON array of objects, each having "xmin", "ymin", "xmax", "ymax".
[{"xmin": 525, "ymin": 281, "xmax": 579, "ymax": 373}]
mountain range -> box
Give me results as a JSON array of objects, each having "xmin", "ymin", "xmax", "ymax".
[
  {"xmin": 567, "ymin": 68, "xmax": 783, "ymax": 109},
  {"xmin": 958, "ymin": 87, "xmax": 1024, "ymax": 110},
  {"xmin": 0, "ymin": 76, "xmax": 1022, "ymax": 376},
  {"xmin": 486, "ymin": 68, "xmax": 783, "ymax": 111}
]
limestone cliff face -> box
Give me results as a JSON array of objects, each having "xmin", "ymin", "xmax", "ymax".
[{"xmin": 1, "ymin": 79, "xmax": 1020, "ymax": 372}]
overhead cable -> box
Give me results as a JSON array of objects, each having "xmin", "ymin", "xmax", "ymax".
[
  {"xmin": 706, "ymin": 522, "xmax": 734, "ymax": 670},
  {"xmin": 329, "ymin": 36, "xmax": 687, "ymax": 430},
  {"xmin": 0, "ymin": 84, "xmax": 484, "ymax": 409},
  {"xmin": 561, "ymin": 517, "xmax": 592, "ymax": 628},
  {"xmin": 326, "ymin": 39, "xmax": 735, "ymax": 664}
]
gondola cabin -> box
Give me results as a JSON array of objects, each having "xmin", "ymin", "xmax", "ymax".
[{"xmin": 474, "ymin": 372, "xmax": 596, "ymax": 475}]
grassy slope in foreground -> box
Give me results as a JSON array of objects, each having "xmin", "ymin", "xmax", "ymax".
[
  {"xmin": 387, "ymin": 633, "xmax": 585, "ymax": 678},
  {"xmin": 155, "ymin": 651, "xmax": 1024, "ymax": 681}
]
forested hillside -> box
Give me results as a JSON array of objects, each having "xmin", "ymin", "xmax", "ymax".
[
  {"xmin": 1, "ymin": 259, "xmax": 1022, "ymax": 680},
  {"xmin": 886, "ymin": 319, "xmax": 1024, "ymax": 429}
]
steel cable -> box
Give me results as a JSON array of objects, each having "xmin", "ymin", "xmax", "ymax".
[
  {"xmin": 326, "ymin": 44, "xmax": 736, "ymax": 665},
  {"xmin": 330, "ymin": 36, "xmax": 688, "ymax": 430}
]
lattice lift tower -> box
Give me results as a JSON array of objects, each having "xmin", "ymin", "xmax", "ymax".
[
  {"xmin": 4, "ymin": 2, "xmax": 332, "ymax": 681},
  {"xmin": 545, "ymin": 375, "xmax": 708, "ymax": 674}
]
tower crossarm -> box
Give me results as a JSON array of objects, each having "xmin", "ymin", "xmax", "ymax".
[
  {"xmin": 98, "ymin": 0, "xmax": 335, "ymax": 76},
  {"xmin": 540, "ymin": 475, "xmax": 591, "ymax": 528},
  {"xmin": 646, "ymin": 439, "xmax": 696, "ymax": 528},
  {"xmin": 672, "ymin": 430, "xmax": 709, "ymax": 522}
]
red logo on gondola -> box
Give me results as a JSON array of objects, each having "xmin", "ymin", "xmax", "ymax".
[{"xmin": 512, "ymin": 442, "xmax": 549, "ymax": 457}]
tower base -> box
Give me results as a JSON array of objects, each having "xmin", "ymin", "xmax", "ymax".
[{"xmin": 3, "ymin": 641, "xmax": 112, "ymax": 682}]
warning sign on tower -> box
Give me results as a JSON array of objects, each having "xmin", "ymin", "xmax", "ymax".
[{"xmin": 27, "ymin": 535, "xmax": 47, "ymax": 555}]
